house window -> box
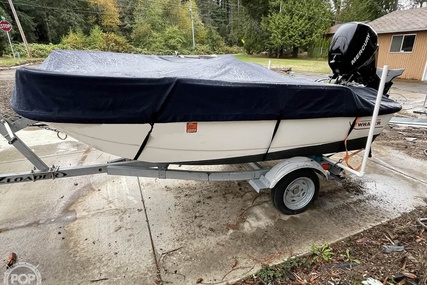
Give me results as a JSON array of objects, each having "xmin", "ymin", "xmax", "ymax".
[{"xmin": 390, "ymin": 34, "xmax": 416, "ymax": 52}]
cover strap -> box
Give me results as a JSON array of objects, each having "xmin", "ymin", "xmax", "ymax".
[
  {"xmin": 343, "ymin": 117, "xmax": 363, "ymax": 170},
  {"xmin": 133, "ymin": 79, "xmax": 178, "ymax": 160},
  {"xmin": 133, "ymin": 123, "xmax": 154, "ymax": 160},
  {"xmin": 263, "ymin": 119, "xmax": 281, "ymax": 161}
]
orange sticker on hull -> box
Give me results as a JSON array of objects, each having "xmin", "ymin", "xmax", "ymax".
[{"xmin": 186, "ymin": 122, "xmax": 198, "ymax": 133}]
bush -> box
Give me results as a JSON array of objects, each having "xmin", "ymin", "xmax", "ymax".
[
  {"xmin": 222, "ymin": 45, "xmax": 244, "ymax": 54},
  {"xmin": 131, "ymin": 22, "xmax": 154, "ymax": 48},
  {"xmin": 101, "ymin": 33, "xmax": 132, "ymax": 53},
  {"xmin": 60, "ymin": 27, "xmax": 132, "ymax": 53},
  {"xmin": 1, "ymin": 28, "xmax": 244, "ymax": 59},
  {"xmin": 86, "ymin": 26, "xmax": 104, "ymax": 50},
  {"xmin": 161, "ymin": 26, "xmax": 186, "ymax": 51},
  {"xmin": 3, "ymin": 43, "xmax": 26, "ymax": 57},
  {"xmin": 193, "ymin": 44, "xmax": 212, "ymax": 55},
  {"xmin": 3, "ymin": 43, "xmax": 66, "ymax": 58},
  {"xmin": 30, "ymin": 43, "xmax": 68, "ymax": 57},
  {"xmin": 205, "ymin": 27, "xmax": 225, "ymax": 53},
  {"xmin": 129, "ymin": 46, "xmax": 146, "ymax": 54},
  {"xmin": 61, "ymin": 30, "xmax": 86, "ymax": 50}
]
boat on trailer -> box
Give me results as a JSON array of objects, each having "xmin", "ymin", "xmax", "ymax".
[
  {"xmin": 0, "ymin": 22, "xmax": 403, "ymax": 214},
  {"xmin": 11, "ymin": 23, "xmax": 401, "ymax": 165}
]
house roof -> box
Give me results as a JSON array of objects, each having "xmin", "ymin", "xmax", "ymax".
[
  {"xmin": 327, "ymin": 23, "xmax": 342, "ymax": 35},
  {"xmin": 326, "ymin": 21, "xmax": 369, "ymax": 35},
  {"xmin": 368, "ymin": 7, "xmax": 427, "ymax": 34}
]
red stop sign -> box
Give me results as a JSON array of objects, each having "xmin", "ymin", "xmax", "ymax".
[{"xmin": 0, "ymin": 20, "xmax": 12, "ymax": 32}]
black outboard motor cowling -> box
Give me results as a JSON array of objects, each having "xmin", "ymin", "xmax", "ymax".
[
  {"xmin": 329, "ymin": 22, "xmax": 378, "ymax": 78},
  {"xmin": 328, "ymin": 22, "xmax": 395, "ymax": 93}
]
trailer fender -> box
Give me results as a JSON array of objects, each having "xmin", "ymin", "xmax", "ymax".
[{"xmin": 263, "ymin": 157, "xmax": 328, "ymax": 189}]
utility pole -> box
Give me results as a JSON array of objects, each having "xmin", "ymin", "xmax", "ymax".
[
  {"xmin": 189, "ymin": 1, "xmax": 195, "ymax": 49},
  {"xmin": 7, "ymin": 0, "xmax": 31, "ymax": 57}
]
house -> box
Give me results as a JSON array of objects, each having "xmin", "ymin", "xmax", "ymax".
[{"xmin": 368, "ymin": 7, "xmax": 427, "ymax": 81}]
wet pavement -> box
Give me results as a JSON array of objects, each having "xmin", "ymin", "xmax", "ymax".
[{"xmin": 1, "ymin": 68, "xmax": 427, "ymax": 285}]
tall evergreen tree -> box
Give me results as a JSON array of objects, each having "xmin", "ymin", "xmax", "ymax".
[
  {"xmin": 89, "ymin": 0, "xmax": 121, "ymax": 31},
  {"xmin": 132, "ymin": 0, "xmax": 208, "ymax": 52},
  {"xmin": 337, "ymin": 0, "xmax": 399, "ymax": 22},
  {"xmin": 0, "ymin": 0, "xmax": 95, "ymax": 43},
  {"xmin": 262, "ymin": 0, "xmax": 333, "ymax": 57},
  {"xmin": 116, "ymin": 0, "xmax": 138, "ymax": 38}
]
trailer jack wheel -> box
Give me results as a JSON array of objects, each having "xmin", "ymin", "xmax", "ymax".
[{"xmin": 270, "ymin": 169, "xmax": 319, "ymax": 215}]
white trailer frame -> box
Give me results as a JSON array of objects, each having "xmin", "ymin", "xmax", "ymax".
[{"xmin": 0, "ymin": 114, "xmax": 335, "ymax": 183}]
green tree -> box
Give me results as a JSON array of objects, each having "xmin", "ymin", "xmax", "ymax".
[
  {"xmin": 242, "ymin": 0, "xmax": 270, "ymax": 21},
  {"xmin": 196, "ymin": 0, "xmax": 253, "ymax": 46},
  {"xmin": 132, "ymin": 0, "xmax": 207, "ymax": 52},
  {"xmin": 205, "ymin": 26, "xmax": 225, "ymax": 52},
  {"xmin": 0, "ymin": 0, "xmax": 36, "ymax": 42},
  {"xmin": 161, "ymin": 25, "xmax": 186, "ymax": 50},
  {"xmin": 262, "ymin": 0, "xmax": 333, "ymax": 57},
  {"xmin": 196, "ymin": 0, "xmax": 228, "ymax": 42},
  {"xmin": 230, "ymin": 0, "xmax": 268, "ymax": 53},
  {"xmin": 89, "ymin": 0, "xmax": 121, "ymax": 31},
  {"xmin": 0, "ymin": 6, "xmax": 10, "ymax": 55},
  {"xmin": 0, "ymin": 0, "xmax": 94, "ymax": 44},
  {"xmin": 61, "ymin": 29, "xmax": 87, "ymax": 49},
  {"xmin": 86, "ymin": 25, "xmax": 104, "ymax": 49},
  {"xmin": 117, "ymin": 0, "xmax": 138, "ymax": 38},
  {"xmin": 42, "ymin": 0, "xmax": 94, "ymax": 43},
  {"xmin": 131, "ymin": 0, "xmax": 165, "ymax": 49},
  {"xmin": 242, "ymin": 19, "xmax": 268, "ymax": 54},
  {"xmin": 337, "ymin": 0, "xmax": 399, "ymax": 22}
]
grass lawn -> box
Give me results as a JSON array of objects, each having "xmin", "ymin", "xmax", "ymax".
[
  {"xmin": 234, "ymin": 54, "xmax": 330, "ymax": 74},
  {"xmin": 0, "ymin": 57, "xmax": 44, "ymax": 67}
]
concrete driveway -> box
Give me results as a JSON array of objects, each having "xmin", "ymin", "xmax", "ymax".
[{"xmin": 1, "ymin": 68, "xmax": 427, "ymax": 285}]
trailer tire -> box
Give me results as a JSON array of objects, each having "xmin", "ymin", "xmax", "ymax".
[{"xmin": 270, "ymin": 169, "xmax": 319, "ymax": 215}]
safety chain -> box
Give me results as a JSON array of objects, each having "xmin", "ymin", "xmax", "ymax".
[{"xmin": 32, "ymin": 123, "xmax": 67, "ymax": 140}]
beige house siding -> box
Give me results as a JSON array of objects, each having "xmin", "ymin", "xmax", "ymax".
[{"xmin": 377, "ymin": 31, "xmax": 427, "ymax": 80}]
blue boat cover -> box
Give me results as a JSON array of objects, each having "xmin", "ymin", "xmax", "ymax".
[{"xmin": 11, "ymin": 50, "xmax": 401, "ymax": 124}]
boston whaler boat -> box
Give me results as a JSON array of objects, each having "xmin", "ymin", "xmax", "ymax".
[
  {"xmin": 1, "ymin": 22, "xmax": 403, "ymax": 214},
  {"xmin": 11, "ymin": 22, "xmax": 401, "ymax": 165}
]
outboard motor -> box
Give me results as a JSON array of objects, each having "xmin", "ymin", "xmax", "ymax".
[{"xmin": 328, "ymin": 22, "xmax": 403, "ymax": 95}]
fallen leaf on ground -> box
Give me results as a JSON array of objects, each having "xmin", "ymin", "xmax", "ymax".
[
  {"xmin": 231, "ymin": 259, "xmax": 237, "ymax": 268},
  {"xmin": 402, "ymin": 272, "xmax": 417, "ymax": 279},
  {"xmin": 415, "ymin": 236, "xmax": 424, "ymax": 243},
  {"xmin": 362, "ymin": 277, "xmax": 383, "ymax": 285},
  {"xmin": 6, "ymin": 252, "xmax": 17, "ymax": 267},
  {"xmin": 382, "ymin": 245, "xmax": 405, "ymax": 253}
]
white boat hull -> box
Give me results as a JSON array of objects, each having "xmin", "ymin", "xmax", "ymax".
[{"xmin": 52, "ymin": 114, "xmax": 393, "ymax": 164}]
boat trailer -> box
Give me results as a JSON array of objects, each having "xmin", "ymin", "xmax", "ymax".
[{"xmin": 0, "ymin": 66, "xmax": 390, "ymax": 214}]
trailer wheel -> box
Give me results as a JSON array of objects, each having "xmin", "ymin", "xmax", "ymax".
[{"xmin": 270, "ymin": 169, "xmax": 319, "ymax": 215}]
